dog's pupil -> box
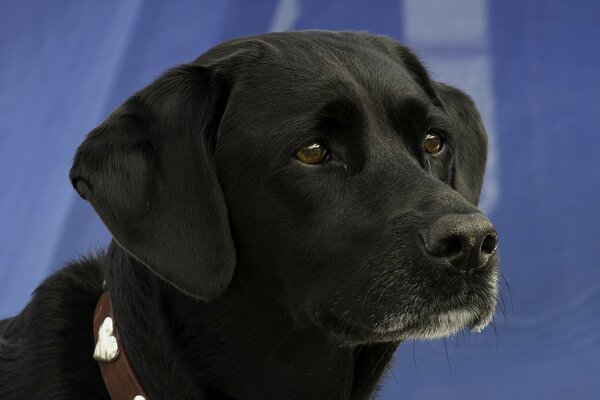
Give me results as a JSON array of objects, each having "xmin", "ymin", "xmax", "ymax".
[
  {"xmin": 424, "ymin": 134, "xmax": 443, "ymax": 154},
  {"xmin": 297, "ymin": 143, "xmax": 326, "ymax": 164}
]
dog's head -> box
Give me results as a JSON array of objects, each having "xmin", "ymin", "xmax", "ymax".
[{"xmin": 70, "ymin": 31, "xmax": 499, "ymax": 344}]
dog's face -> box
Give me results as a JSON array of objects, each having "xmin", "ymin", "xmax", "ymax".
[{"xmin": 70, "ymin": 31, "xmax": 499, "ymax": 344}]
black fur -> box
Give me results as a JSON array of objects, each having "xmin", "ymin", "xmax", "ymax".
[{"xmin": 0, "ymin": 31, "xmax": 498, "ymax": 399}]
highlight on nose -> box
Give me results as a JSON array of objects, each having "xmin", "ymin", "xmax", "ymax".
[{"xmin": 422, "ymin": 213, "xmax": 498, "ymax": 272}]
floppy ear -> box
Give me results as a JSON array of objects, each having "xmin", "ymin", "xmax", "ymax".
[
  {"xmin": 69, "ymin": 64, "xmax": 235, "ymax": 300},
  {"xmin": 432, "ymin": 81, "xmax": 488, "ymax": 205}
]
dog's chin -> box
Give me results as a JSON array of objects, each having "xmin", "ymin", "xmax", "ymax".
[
  {"xmin": 319, "ymin": 303, "xmax": 497, "ymax": 345},
  {"xmin": 373, "ymin": 306, "xmax": 496, "ymax": 341}
]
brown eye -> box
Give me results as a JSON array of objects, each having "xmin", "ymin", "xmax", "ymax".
[
  {"xmin": 424, "ymin": 132, "xmax": 444, "ymax": 155},
  {"xmin": 295, "ymin": 142, "xmax": 328, "ymax": 164}
]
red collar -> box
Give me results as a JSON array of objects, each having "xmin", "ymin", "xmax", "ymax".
[{"xmin": 93, "ymin": 291, "xmax": 150, "ymax": 400}]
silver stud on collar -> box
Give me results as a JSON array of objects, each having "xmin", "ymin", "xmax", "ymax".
[
  {"xmin": 133, "ymin": 396, "xmax": 146, "ymax": 400},
  {"xmin": 93, "ymin": 317, "xmax": 120, "ymax": 362}
]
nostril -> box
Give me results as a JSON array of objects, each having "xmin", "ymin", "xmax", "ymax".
[
  {"xmin": 481, "ymin": 233, "xmax": 498, "ymax": 253},
  {"xmin": 427, "ymin": 236, "xmax": 463, "ymax": 257}
]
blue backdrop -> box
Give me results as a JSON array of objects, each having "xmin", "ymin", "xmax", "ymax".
[{"xmin": 1, "ymin": 1, "xmax": 599, "ymax": 398}]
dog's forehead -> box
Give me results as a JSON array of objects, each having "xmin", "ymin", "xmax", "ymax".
[
  {"xmin": 208, "ymin": 32, "xmax": 439, "ymax": 156},
  {"xmin": 204, "ymin": 32, "xmax": 430, "ymax": 108}
]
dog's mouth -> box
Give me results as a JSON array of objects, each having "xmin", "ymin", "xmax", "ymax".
[
  {"xmin": 373, "ymin": 305, "xmax": 496, "ymax": 340},
  {"xmin": 319, "ymin": 307, "xmax": 492, "ymax": 345},
  {"xmin": 314, "ymin": 279, "xmax": 499, "ymax": 344},
  {"xmin": 307, "ymin": 249, "xmax": 500, "ymax": 344},
  {"xmin": 319, "ymin": 305, "xmax": 495, "ymax": 345}
]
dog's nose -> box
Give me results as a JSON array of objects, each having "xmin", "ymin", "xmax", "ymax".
[{"xmin": 422, "ymin": 213, "xmax": 498, "ymax": 272}]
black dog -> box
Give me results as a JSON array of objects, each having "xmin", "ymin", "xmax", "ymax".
[{"xmin": 0, "ymin": 31, "xmax": 499, "ymax": 399}]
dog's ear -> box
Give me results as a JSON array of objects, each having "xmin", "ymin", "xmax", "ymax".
[
  {"xmin": 432, "ymin": 81, "xmax": 488, "ymax": 205},
  {"xmin": 69, "ymin": 64, "xmax": 235, "ymax": 300}
]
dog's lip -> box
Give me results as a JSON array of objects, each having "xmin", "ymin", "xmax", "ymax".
[
  {"xmin": 311, "ymin": 264, "xmax": 499, "ymax": 342},
  {"xmin": 315, "ymin": 297, "xmax": 495, "ymax": 343}
]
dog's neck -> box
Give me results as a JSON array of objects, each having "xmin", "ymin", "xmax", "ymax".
[{"xmin": 105, "ymin": 245, "xmax": 398, "ymax": 400}]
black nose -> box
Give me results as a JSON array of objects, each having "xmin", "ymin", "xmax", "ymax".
[{"xmin": 422, "ymin": 213, "xmax": 498, "ymax": 272}]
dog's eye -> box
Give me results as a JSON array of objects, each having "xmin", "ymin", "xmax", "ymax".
[
  {"xmin": 296, "ymin": 143, "xmax": 328, "ymax": 165},
  {"xmin": 424, "ymin": 132, "xmax": 444, "ymax": 155}
]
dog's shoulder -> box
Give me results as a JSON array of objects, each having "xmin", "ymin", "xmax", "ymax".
[{"xmin": 0, "ymin": 255, "xmax": 108, "ymax": 399}]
